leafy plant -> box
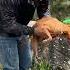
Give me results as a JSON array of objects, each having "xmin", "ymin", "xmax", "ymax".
[{"xmin": 31, "ymin": 57, "xmax": 52, "ymax": 70}]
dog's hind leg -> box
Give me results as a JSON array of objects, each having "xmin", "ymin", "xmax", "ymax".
[{"xmin": 42, "ymin": 29, "xmax": 52, "ymax": 43}]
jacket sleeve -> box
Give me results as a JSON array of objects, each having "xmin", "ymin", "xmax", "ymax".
[{"xmin": 0, "ymin": 2, "xmax": 34, "ymax": 36}]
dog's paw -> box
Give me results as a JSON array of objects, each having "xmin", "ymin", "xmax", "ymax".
[
  {"xmin": 42, "ymin": 38, "xmax": 52, "ymax": 43},
  {"xmin": 42, "ymin": 39, "xmax": 48, "ymax": 43}
]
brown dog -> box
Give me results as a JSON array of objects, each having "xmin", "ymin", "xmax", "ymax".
[{"xmin": 31, "ymin": 16, "xmax": 70, "ymax": 59}]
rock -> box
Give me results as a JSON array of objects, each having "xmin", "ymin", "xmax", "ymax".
[{"xmin": 48, "ymin": 36, "xmax": 70, "ymax": 70}]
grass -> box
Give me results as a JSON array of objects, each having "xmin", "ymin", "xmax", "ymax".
[{"xmin": 31, "ymin": 56, "xmax": 52, "ymax": 70}]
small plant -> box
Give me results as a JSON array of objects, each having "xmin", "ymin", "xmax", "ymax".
[
  {"xmin": 31, "ymin": 57, "xmax": 52, "ymax": 70},
  {"xmin": 62, "ymin": 18, "xmax": 70, "ymax": 24}
]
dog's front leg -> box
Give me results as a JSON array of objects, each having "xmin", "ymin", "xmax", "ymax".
[{"xmin": 31, "ymin": 35, "xmax": 38, "ymax": 58}]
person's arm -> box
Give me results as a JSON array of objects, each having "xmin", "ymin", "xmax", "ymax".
[{"xmin": 1, "ymin": 12, "xmax": 34, "ymax": 35}]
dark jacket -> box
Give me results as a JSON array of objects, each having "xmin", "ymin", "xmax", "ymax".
[{"xmin": 0, "ymin": 0, "xmax": 49, "ymax": 36}]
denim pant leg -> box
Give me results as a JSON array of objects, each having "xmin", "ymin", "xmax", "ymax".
[
  {"xmin": 18, "ymin": 35, "xmax": 32, "ymax": 70},
  {"xmin": 0, "ymin": 36, "xmax": 19, "ymax": 70}
]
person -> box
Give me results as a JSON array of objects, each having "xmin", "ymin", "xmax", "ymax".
[
  {"xmin": 0, "ymin": 0, "xmax": 50, "ymax": 70},
  {"xmin": 37, "ymin": 0, "xmax": 51, "ymax": 18}
]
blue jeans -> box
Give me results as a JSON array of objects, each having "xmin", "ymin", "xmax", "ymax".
[
  {"xmin": 18, "ymin": 35, "xmax": 32, "ymax": 70},
  {"xmin": 0, "ymin": 36, "xmax": 32, "ymax": 70},
  {"xmin": 0, "ymin": 36, "xmax": 19, "ymax": 70}
]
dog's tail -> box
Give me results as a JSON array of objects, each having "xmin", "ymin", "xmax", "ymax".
[
  {"xmin": 66, "ymin": 24, "xmax": 70, "ymax": 27},
  {"xmin": 68, "ymin": 25, "xmax": 70, "ymax": 27}
]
